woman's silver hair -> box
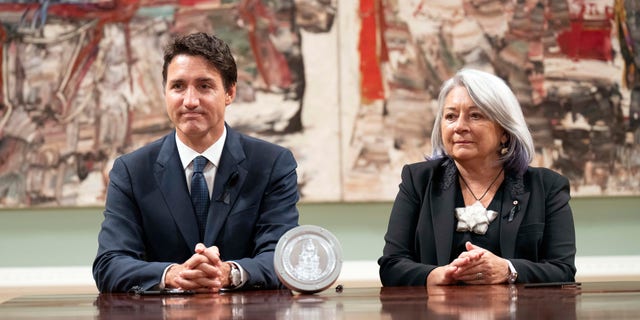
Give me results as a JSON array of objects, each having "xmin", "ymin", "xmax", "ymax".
[{"xmin": 430, "ymin": 69, "xmax": 535, "ymax": 174}]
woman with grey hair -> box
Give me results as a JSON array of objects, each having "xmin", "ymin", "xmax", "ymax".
[{"xmin": 379, "ymin": 69, "xmax": 576, "ymax": 286}]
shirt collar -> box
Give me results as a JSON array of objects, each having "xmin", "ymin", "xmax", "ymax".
[{"xmin": 175, "ymin": 126, "xmax": 227, "ymax": 170}]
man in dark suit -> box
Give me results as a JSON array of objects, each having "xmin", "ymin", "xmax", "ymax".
[{"xmin": 92, "ymin": 32, "xmax": 299, "ymax": 293}]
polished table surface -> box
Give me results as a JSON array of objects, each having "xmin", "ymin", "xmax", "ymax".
[{"xmin": 1, "ymin": 282, "xmax": 639, "ymax": 319}]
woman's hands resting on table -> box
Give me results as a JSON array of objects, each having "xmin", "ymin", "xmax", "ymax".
[{"xmin": 426, "ymin": 241, "xmax": 510, "ymax": 286}]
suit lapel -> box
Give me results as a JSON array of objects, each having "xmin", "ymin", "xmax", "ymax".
[
  {"xmin": 204, "ymin": 126, "xmax": 247, "ymax": 246},
  {"xmin": 431, "ymin": 184, "xmax": 456, "ymax": 265},
  {"xmin": 431, "ymin": 161, "xmax": 456, "ymax": 265},
  {"xmin": 155, "ymin": 132, "xmax": 200, "ymax": 250},
  {"xmin": 500, "ymin": 174, "xmax": 529, "ymax": 258}
]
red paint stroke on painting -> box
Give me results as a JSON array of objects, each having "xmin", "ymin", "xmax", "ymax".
[
  {"xmin": 238, "ymin": 0, "xmax": 293, "ymax": 90},
  {"xmin": 556, "ymin": 3, "xmax": 613, "ymax": 61},
  {"xmin": 359, "ymin": 0, "xmax": 384, "ymax": 103},
  {"xmin": 557, "ymin": 21, "xmax": 612, "ymax": 61}
]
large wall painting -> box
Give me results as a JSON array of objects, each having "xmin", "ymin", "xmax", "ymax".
[
  {"xmin": 0, "ymin": 0, "xmax": 341, "ymax": 207},
  {"xmin": 341, "ymin": 0, "xmax": 640, "ymax": 200},
  {"xmin": 0, "ymin": 0, "xmax": 638, "ymax": 207}
]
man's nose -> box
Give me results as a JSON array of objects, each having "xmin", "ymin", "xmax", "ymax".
[{"xmin": 183, "ymin": 86, "xmax": 199, "ymax": 108}]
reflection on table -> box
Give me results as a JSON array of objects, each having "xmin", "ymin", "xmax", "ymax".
[
  {"xmin": 1, "ymin": 282, "xmax": 638, "ymax": 319},
  {"xmin": 380, "ymin": 284, "xmax": 577, "ymax": 319}
]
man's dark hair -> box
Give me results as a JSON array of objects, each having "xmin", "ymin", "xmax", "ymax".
[{"xmin": 162, "ymin": 32, "xmax": 237, "ymax": 91}]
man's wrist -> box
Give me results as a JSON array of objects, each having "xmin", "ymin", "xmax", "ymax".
[
  {"xmin": 161, "ymin": 264, "xmax": 178, "ymax": 289},
  {"xmin": 227, "ymin": 262, "xmax": 242, "ymax": 288}
]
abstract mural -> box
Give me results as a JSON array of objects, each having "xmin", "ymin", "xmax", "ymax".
[
  {"xmin": 343, "ymin": 0, "xmax": 640, "ymax": 200},
  {"xmin": 0, "ymin": 0, "xmax": 638, "ymax": 207}
]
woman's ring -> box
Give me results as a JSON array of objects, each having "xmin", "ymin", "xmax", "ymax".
[{"xmin": 476, "ymin": 272, "xmax": 483, "ymax": 280}]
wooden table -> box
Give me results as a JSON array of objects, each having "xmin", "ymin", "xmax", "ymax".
[{"xmin": 1, "ymin": 282, "xmax": 639, "ymax": 319}]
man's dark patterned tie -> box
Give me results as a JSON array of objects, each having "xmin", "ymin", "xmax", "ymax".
[{"xmin": 191, "ymin": 156, "xmax": 210, "ymax": 238}]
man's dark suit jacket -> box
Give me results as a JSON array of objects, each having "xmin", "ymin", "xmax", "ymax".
[
  {"xmin": 93, "ymin": 125, "xmax": 299, "ymax": 292},
  {"xmin": 379, "ymin": 157, "xmax": 576, "ymax": 286}
]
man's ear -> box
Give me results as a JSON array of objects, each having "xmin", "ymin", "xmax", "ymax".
[{"xmin": 225, "ymin": 84, "xmax": 237, "ymax": 105}]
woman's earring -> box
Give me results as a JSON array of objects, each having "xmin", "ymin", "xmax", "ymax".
[{"xmin": 500, "ymin": 144, "xmax": 508, "ymax": 155}]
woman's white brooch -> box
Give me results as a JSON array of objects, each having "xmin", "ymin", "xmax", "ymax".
[
  {"xmin": 456, "ymin": 168, "xmax": 503, "ymax": 234},
  {"xmin": 455, "ymin": 201, "xmax": 498, "ymax": 234}
]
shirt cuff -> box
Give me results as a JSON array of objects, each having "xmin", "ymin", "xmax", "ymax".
[{"xmin": 226, "ymin": 261, "xmax": 248, "ymax": 290}]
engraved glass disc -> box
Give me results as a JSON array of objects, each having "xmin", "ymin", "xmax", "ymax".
[{"xmin": 274, "ymin": 225, "xmax": 343, "ymax": 294}]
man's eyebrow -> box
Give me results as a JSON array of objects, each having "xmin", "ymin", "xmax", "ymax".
[
  {"xmin": 167, "ymin": 77, "xmax": 216, "ymax": 84},
  {"xmin": 195, "ymin": 77, "xmax": 216, "ymax": 83}
]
